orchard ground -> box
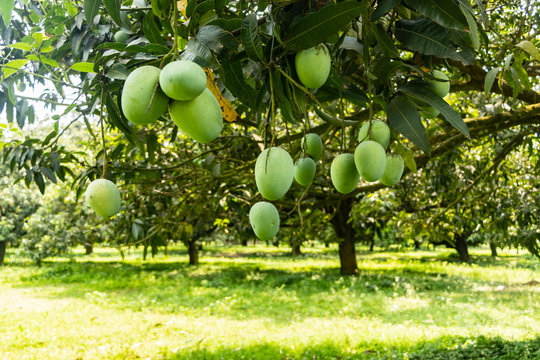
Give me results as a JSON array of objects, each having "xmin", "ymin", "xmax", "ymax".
[{"xmin": 0, "ymin": 244, "xmax": 539, "ymax": 360}]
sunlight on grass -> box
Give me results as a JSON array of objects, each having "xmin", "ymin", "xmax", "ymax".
[{"xmin": 1, "ymin": 245, "xmax": 538, "ymax": 359}]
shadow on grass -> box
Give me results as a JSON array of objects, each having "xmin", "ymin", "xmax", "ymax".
[
  {"xmin": 8, "ymin": 255, "xmax": 532, "ymax": 326},
  {"xmin": 166, "ymin": 336, "xmax": 540, "ymax": 360}
]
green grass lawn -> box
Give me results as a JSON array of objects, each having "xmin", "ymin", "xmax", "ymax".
[{"xmin": 0, "ymin": 244, "xmax": 539, "ymax": 359}]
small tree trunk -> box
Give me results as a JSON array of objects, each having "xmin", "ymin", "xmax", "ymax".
[
  {"xmin": 0, "ymin": 241, "xmax": 6, "ymax": 266},
  {"xmin": 84, "ymin": 243, "xmax": 93, "ymax": 255},
  {"xmin": 414, "ymin": 240, "xmax": 421, "ymax": 250},
  {"xmin": 291, "ymin": 242, "xmax": 302, "ymax": 257},
  {"xmin": 489, "ymin": 241, "xmax": 498, "ymax": 257},
  {"xmin": 369, "ymin": 238, "xmax": 375, "ymax": 252},
  {"xmin": 455, "ymin": 235, "xmax": 470, "ymax": 262},
  {"xmin": 241, "ymin": 238, "xmax": 248, "ymax": 246},
  {"xmin": 188, "ymin": 240, "xmax": 198, "ymax": 265},
  {"xmin": 143, "ymin": 245, "xmax": 148, "ymax": 261},
  {"xmin": 331, "ymin": 199, "xmax": 358, "ymax": 275}
]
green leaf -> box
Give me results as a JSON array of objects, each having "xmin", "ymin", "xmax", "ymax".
[
  {"xmin": 395, "ymin": 19, "xmax": 464, "ymax": 62},
  {"xmin": 143, "ymin": 11, "xmax": 164, "ymax": 45},
  {"xmin": 516, "ymin": 40, "xmax": 540, "ymax": 61},
  {"xmin": 283, "ymin": 1, "xmax": 363, "ymax": 50},
  {"xmin": 40, "ymin": 167, "xmax": 57, "ymax": 184},
  {"xmin": 460, "ymin": 4, "xmax": 480, "ymax": 50},
  {"xmin": 473, "ymin": 0, "xmax": 488, "ymax": 27},
  {"xmin": 484, "ymin": 67, "xmax": 500, "ymax": 96},
  {"xmin": 196, "ymin": 25, "xmax": 238, "ymax": 52},
  {"xmin": 386, "ymin": 95, "xmax": 430, "ymax": 154},
  {"xmin": 182, "ymin": 38, "xmax": 219, "ymax": 68},
  {"xmin": 8, "ymin": 42, "xmax": 33, "ymax": 51},
  {"xmin": 372, "ymin": 0, "xmax": 401, "ymax": 21},
  {"xmin": 103, "ymin": 0, "xmax": 122, "ymax": 26},
  {"xmin": 69, "ymin": 62, "xmax": 96, "ymax": 73},
  {"xmin": 0, "ymin": 0, "xmax": 15, "ymax": 27},
  {"xmin": 34, "ymin": 171, "xmax": 45, "ymax": 194},
  {"xmin": 512, "ymin": 63, "xmax": 531, "ymax": 90},
  {"xmin": 373, "ymin": 23, "xmax": 399, "ymax": 58},
  {"xmin": 241, "ymin": 14, "xmax": 264, "ymax": 62},
  {"xmin": 399, "ymin": 81, "xmax": 469, "ymax": 138},
  {"xmin": 403, "ymin": 0, "xmax": 467, "ymax": 30},
  {"xmin": 84, "ymin": 0, "xmax": 102, "ymax": 26},
  {"xmin": 221, "ymin": 61, "xmax": 257, "ymax": 108},
  {"xmin": 2, "ymin": 59, "xmax": 29, "ymax": 80},
  {"xmin": 395, "ymin": 142, "xmax": 416, "ymax": 172},
  {"xmin": 106, "ymin": 63, "xmax": 130, "ymax": 80}
]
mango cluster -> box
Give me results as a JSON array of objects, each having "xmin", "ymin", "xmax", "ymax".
[{"xmin": 86, "ymin": 60, "xmax": 224, "ymax": 219}]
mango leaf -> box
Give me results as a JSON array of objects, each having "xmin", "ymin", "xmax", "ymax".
[
  {"xmin": 182, "ymin": 38, "xmax": 219, "ymax": 68},
  {"xmin": 204, "ymin": 68, "xmax": 238, "ymax": 122},
  {"xmin": 460, "ymin": 4, "xmax": 480, "ymax": 49},
  {"xmin": 386, "ymin": 95, "xmax": 430, "ymax": 154},
  {"xmin": 395, "ymin": 19, "xmax": 464, "ymax": 62},
  {"xmin": 283, "ymin": 1, "xmax": 363, "ymax": 50},
  {"xmin": 34, "ymin": 171, "xmax": 45, "ymax": 194},
  {"xmin": 403, "ymin": 0, "xmax": 467, "ymax": 30},
  {"xmin": 241, "ymin": 14, "xmax": 264, "ymax": 62},
  {"xmin": 395, "ymin": 142, "xmax": 416, "ymax": 172},
  {"xmin": 196, "ymin": 25, "xmax": 238, "ymax": 53},
  {"xmin": 0, "ymin": 0, "xmax": 15, "ymax": 27},
  {"xmin": 516, "ymin": 40, "xmax": 540, "ymax": 61},
  {"xmin": 221, "ymin": 61, "xmax": 257, "ymax": 108},
  {"xmin": 372, "ymin": 0, "xmax": 401, "ymax": 21},
  {"xmin": 143, "ymin": 11, "xmax": 164, "ymax": 45},
  {"xmin": 2, "ymin": 59, "xmax": 29, "ymax": 80},
  {"xmin": 103, "ymin": 0, "xmax": 122, "ymax": 26},
  {"xmin": 84, "ymin": 0, "xmax": 102, "ymax": 26},
  {"xmin": 8, "ymin": 42, "xmax": 33, "ymax": 51},
  {"xmin": 373, "ymin": 23, "xmax": 399, "ymax": 58},
  {"xmin": 106, "ymin": 63, "xmax": 130, "ymax": 80},
  {"xmin": 40, "ymin": 166, "xmax": 57, "ymax": 184},
  {"xmin": 69, "ymin": 62, "xmax": 96, "ymax": 73},
  {"xmin": 398, "ymin": 81, "xmax": 469, "ymax": 138}
]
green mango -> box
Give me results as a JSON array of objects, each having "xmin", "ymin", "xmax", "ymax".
[
  {"xmin": 121, "ymin": 66, "xmax": 169, "ymax": 126},
  {"xmin": 169, "ymin": 88, "xmax": 223, "ymax": 143},
  {"xmin": 85, "ymin": 179, "xmax": 121, "ymax": 219},
  {"xmin": 427, "ymin": 70, "xmax": 450, "ymax": 98},
  {"xmin": 380, "ymin": 154, "xmax": 404, "ymax": 187},
  {"xmin": 159, "ymin": 60, "xmax": 207, "ymax": 101},
  {"xmin": 249, "ymin": 201, "xmax": 280, "ymax": 240},
  {"xmin": 113, "ymin": 30, "xmax": 129, "ymax": 43},
  {"xmin": 357, "ymin": 120, "xmax": 390, "ymax": 149},
  {"xmin": 354, "ymin": 140, "xmax": 387, "ymax": 182},
  {"xmin": 294, "ymin": 157, "xmax": 316, "ymax": 186},
  {"xmin": 330, "ymin": 153, "xmax": 360, "ymax": 194},
  {"xmin": 302, "ymin": 133, "xmax": 323, "ymax": 160},
  {"xmin": 255, "ymin": 147, "xmax": 294, "ymax": 201},
  {"xmin": 295, "ymin": 44, "xmax": 331, "ymax": 89}
]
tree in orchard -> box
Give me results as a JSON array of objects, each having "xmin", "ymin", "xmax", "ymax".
[{"xmin": 1, "ymin": 0, "xmax": 539, "ymax": 274}]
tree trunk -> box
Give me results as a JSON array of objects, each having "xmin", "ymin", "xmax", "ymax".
[
  {"xmin": 0, "ymin": 241, "xmax": 6, "ymax": 266},
  {"xmin": 241, "ymin": 238, "xmax": 248, "ymax": 246},
  {"xmin": 369, "ymin": 238, "xmax": 375, "ymax": 252},
  {"xmin": 84, "ymin": 243, "xmax": 93, "ymax": 255},
  {"xmin": 414, "ymin": 240, "xmax": 421, "ymax": 250},
  {"xmin": 489, "ymin": 240, "xmax": 498, "ymax": 257},
  {"xmin": 455, "ymin": 234, "xmax": 470, "ymax": 262},
  {"xmin": 330, "ymin": 198, "xmax": 358, "ymax": 275},
  {"xmin": 143, "ymin": 244, "xmax": 148, "ymax": 261},
  {"xmin": 291, "ymin": 242, "xmax": 302, "ymax": 257},
  {"xmin": 188, "ymin": 240, "xmax": 198, "ymax": 265}
]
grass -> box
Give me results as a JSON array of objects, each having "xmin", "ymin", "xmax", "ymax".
[{"xmin": 0, "ymin": 244, "xmax": 539, "ymax": 359}]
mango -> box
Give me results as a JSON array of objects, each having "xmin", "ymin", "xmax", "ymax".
[
  {"xmin": 169, "ymin": 88, "xmax": 223, "ymax": 143},
  {"xmin": 330, "ymin": 153, "xmax": 360, "ymax": 194},
  {"xmin": 249, "ymin": 201, "xmax": 280, "ymax": 240},
  {"xmin": 255, "ymin": 147, "xmax": 294, "ymax": 201},
  {"xmin": 159, "ymin": 60, "xmax": 207, "ymax": 101},
  {"xmin": 427, "ymin": 70, "xmax": 450, "ymax": 98},
  {"xmin": 121, "ymin": 66, "xmax": 169, "ymax": 126},
  {"xmin": 357, "ymin": 120, "xmax": 390, "ymax": 149},
  {"xmin": 354, "ymin": 140, "xmax": 387, "ymax": 182},
  {"xmin": 295, "ymin": 44, "xmax": 331, "ymax": 89},
  {"xmin": 113, "ymin": 30, "xmax": 129, "ymax": 42},
  {"xmin": 85, "ymin": 179, "xmax": 121, "ymax": 219},
  {"xmin": 302, "ymin": 133, "xmax": 323, "ymax": 160},
  {"xmin": 294, "ymin": 157, "xmax": 316, "ymax": 186},
  {"xmin": 380, "ymin": 154, "xmax": 404, "ymax": 187}
]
